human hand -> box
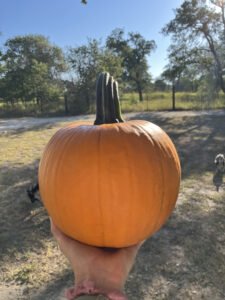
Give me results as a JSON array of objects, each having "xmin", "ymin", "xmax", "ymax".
[{"xmin": 50, "ymin": 218, "xmax": 142, "ymax": 297}]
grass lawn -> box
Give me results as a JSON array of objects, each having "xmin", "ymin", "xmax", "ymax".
[
  {"xmin": 0, "ymin": 111, "xmax": 225, "ymax": 299},
  {"xmin": 120, "ymin": 92, "xmax": 225, "ymax": 112},
  {"xmin": 1, "ymin": 92, "xmax": 225, "ymax": 117}
]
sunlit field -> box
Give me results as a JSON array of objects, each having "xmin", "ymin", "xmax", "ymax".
[
  {"xmin": 0, "ymin": 92, "xmax": 225, "ymax": 118},
  {"xmin": 120, "ymin": 92, "xmax": 225, "ymax": 112}
]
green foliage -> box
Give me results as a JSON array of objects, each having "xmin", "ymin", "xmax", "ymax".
[
  {"xmin": 120, "ymin": 91, "xmax": 225, "ymax": 111},
  {"xmin": 106, "ymin": 28, "xmax": 156, "ymax": 101},
  {"xmin": 67, "ymin": 39, "xmax": 123, "ymax": 113},
  {"xmin": 154, "ymin": 79, "xmax": 169, "ymax": 91},
  {"xmin": 197, "ymin": 70, "xmax": 220, "ymax": 104},
  {"xmin": 0, "ymin": 34, "xmax": 66, "ymax": 110},
  {"xmin": 0, "ymin": 90, "xmax": 224, "ymax": 118},
  {"xmin": 0, "ymin": 30, "xmax": 158, "ymax": 115},
  {"xmin": 162, "ymin": 0, "xmax": 225, "ymax": 94},
  {"xmin": 0, "ymin": 50, "xmax": 5, "ymax": 77}
]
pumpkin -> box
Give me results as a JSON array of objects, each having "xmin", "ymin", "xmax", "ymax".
[{"xmin": 39, "ymin": 72, "xmax": 181, "ymax": 248}]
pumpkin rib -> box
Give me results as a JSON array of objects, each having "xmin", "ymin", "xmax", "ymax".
[
  {"xmin": 74, "ymin": 125, "xmax": 103, "ymax": 244},
  {"xmin": 39, "ymin": 128, "xmax": 64, "ymax": 181},
  {"xmin": 99, "ymin": 124, "xmax": 132, "ymax": 246},
  {"xmin": 54, "ymin": 125, "xmax": 102, "ymax": 243},
  {"xmin": 131, "ymin": 120, "xmax": 181, "ymax": 237},
  {"xmin": 109, "ymin": 121, "xmax": 162, "ymax": 245},
  {"xmin": 132, "ymin": 122, "xmax": 165, "ymax": 237},
  {"xmin": 39, "ymin": 128, "xmax": 68, "ymax": 213},
  {"xmin": 149, "ymin": 128, "xmax": 180, "ymax": 232},
  {"xmin": 148, "ymin": 130, "xmax": 166, "ymax": 235},
  {"xmin": 97, "ymin": 127, "xmax": 105, "ymax": 245},
  {"xmin": 73, "ymin": 125, "xmax": 103, "ymax": 245},
  {"xmin": 51, "ymin": 127, "xmax": 81, "ymax": 231},
  {"xmin": 58, "ymin": 127, "xmax": 89, "ymax": 232},
  {"xmin": 120, "ymin": 122, "xmax": 144, "ymax": 243},
  {"xmin": 121, "ymin": 125, "xmax": 139, "ymax": 244}
]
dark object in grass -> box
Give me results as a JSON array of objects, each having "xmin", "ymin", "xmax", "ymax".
[
  {"xmin": 213, "ymin": 153, "xmax": 224, "ymax": 192},
  {"xmin": 214, "ymin": 153, "xmax": 225, "ymax": 173},
  {"xmin": 27, "ymin": 183, "xmax": 40, "ymax": 203},
  {"xmin": 213, "ymin": 171, "xmax": 224, "ymax": 192}
]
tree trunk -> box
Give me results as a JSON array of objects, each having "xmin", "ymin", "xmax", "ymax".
[
  {"xmin": 221, "ymin": 4, "xmax": 225, "ymax": 41},
  {"xmin": 137, "ymin": 83, "xmax": 143, "ymax": 101},
  {"xmin": 86, "ymin": 93, "xmax": 90, "ymax": 110},
  {"xmin": 64, "ymin": 94, "xmax": 69, "ymax": 115},
  {"xmin": 172, "ymin": 82, "xmax": 176, "ymax": 111},
  {"xmin": 204, "ymin": 31, "xmax": 225, "ymax": 93},
  {"xmin": 210, "ymin": 48, "xmax": 225, "ymax": 93},
  {"xmin": 40, "ymin": 99, "xmax": 43, "ymax": 113}
]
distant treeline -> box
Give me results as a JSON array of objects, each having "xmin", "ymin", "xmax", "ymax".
[
  {"xmin": 0, "ymin": 30, "xmax": 157, "ymax": 115},
  {"xmin": 1, "ymin": 1, "xmax": 225, "ymax": 116}
]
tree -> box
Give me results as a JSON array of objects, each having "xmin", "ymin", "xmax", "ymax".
[
  {"xmin": 0, "ymin": 32, "xmax": 5, "ymax": 79},
  {"xmin": 0, "ymin": 50, "xmax": 4, "ymax": 78},
  {"xmin": 0, "ymin": 35, "xmax": 66, "ymax": 109},
  {"xmin": 67, "ymin": 39, "xmax": 123, "ymax": 113},
  {"xmin": 106, "ymin": 28, "xmax": 156, "ymax": 101},
  {"xmin": 162, "ymin": 66, "xmax": 182, "ymax": 111},
  {"xmin": 154, "ymin": 79, "xmax": 168, "ymax": 91},
  {"xmin": 162, "ymin": 0, "xmax": 225, "ymax": 94}
]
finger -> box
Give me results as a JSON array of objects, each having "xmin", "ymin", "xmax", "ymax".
[
  {"xmin": 50, "ymin": 218, "xmax": 62, "ymax": 239},
  {"xmin": 50, "ymin": 218, "xmax": 72, "ymax": 245},
  {"xmin": 125, "ymin": 240, "xmax": 144, "ymax": 252},
  {"xmin": 122, "ymin": 240, "xmax": 145, "ymax": 261},
  {"xmin": 137, "ymin": 240, "xmax": 145, "ymax": 249},
  {"xmin": 50, "ymin": 218, "xmax": 87, "ymax": 251}
]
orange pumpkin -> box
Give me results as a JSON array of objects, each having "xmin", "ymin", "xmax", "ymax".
[{"xmin": 39, "ymin": 73, "xmax": 181, "ymax": 247}]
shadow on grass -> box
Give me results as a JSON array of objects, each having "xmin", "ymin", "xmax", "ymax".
[
  {"xmin": 125, "ymin": 195, "xmax": 225, "ymax": 299},
  {"xmin": 128, "ymin": 112, "xmax": 225, "ymax": 179},
  {"xmin": 31, "ymin": 270, "xmax": 72, "ymax": 300},
  {"xmin": 0, "ymin": 160, "xmax": 49, "ymax": 261},
  {"xmin": 213, "ymin": 171, "xmax": 224, "ymax": 191}
]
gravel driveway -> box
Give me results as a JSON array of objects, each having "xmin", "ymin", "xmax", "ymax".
[{"xmin": 0, "ymin": 110, "xmax": 224, "ymax": 133}]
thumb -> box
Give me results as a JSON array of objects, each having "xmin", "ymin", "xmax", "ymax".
[{"xmin": 50, "ymin": 218, "xmax": 71, "ymax": 244}]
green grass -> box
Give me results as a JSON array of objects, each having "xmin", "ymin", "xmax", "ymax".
[
  {"xmin": 0, "ymin": 99, "xmax": 66, "ymax": 118},
  {"xmin": 120, "ymin": 91, "xmax": 225, "ymax": 112},
  {"xmin": 1, "ymin": 92, "xmax": 225, "ymax": 118}
]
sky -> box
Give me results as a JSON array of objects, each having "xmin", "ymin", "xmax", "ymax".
[{"xmin": 0, "ymin": 0, "xmax": 183, "ymax": 79}]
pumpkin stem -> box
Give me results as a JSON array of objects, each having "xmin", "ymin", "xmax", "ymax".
[
  {"xmin": 94, "ymin": 72, "xmax": 124, "ymax": 125},
  {"xmin": 113, "ymin": 80, "xmax": 124, "ymax": 123}
]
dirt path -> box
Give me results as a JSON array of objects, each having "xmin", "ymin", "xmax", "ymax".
[
  {"xmin": 0, "ymin": 110, "xmax": 224, "ymax": 133},
  {"xmin": 0, "ymin": 115, "xmax": 89, "ymax": 133}
]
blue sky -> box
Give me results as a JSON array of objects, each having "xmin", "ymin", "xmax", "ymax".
[{"xmin": 0, "ymin": 0, "xmax": 183, "ymax": 79}]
